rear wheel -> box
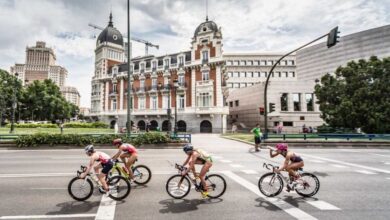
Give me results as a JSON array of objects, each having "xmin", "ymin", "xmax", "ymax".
[
  {"xmin": 166, "ymin": 175, "xmax": 191, "ymax": 199},
  {"xmin": 132, "ymin": 165, "xmax": 152, "ymax": 185},
  {"xmin": 258, "ymin": 173, "xmax": 283, "ymax": 197},
  {"xmin": 295, "ymin": 173, "xmax": 320, "ymax": 197},
  {"xmin": 107, "ymin": 176, "xmax": 131, "ymax": 201},
  {"xmin": 68, "ymin": 177, "xmax": 93, "ymax": 201},
  {"xmin": 205, "ymin": 174, "xmax": 226, "ymax": 198}
]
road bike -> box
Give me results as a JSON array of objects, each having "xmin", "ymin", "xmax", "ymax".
[
  {"xmin": 166, "ymin": 163, "xmax": 226, "ymax": 199},
  {"xmin": 68, "ymin": 165, "xmax": 131, "ymax": 201},
  {"xmin": 109, "ymin": 159, "xmax": 152, "ymax": 185},
  {"xmin": 258, "ymin": 163, "xmax": 320, "ymax": 197}
]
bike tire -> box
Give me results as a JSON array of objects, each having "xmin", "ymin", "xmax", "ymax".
[
  {"xmin": 206, "ymin": 174, "xmax": 227, "ymax": 198},
  {"xmin": 68, "ymin": 177, "xmax": 93, "ymax": 201},
  {"xmin": 133, "ymin": 165, "xmax": 152, "ymax": 185},
  {"xmin": 107, "ymin": 175, "xmax": 131, "ymax": 201},
  {"xmin": 166, "ymin": 175, "xmax": 191, "ymax": 199},
  {"xmin": 258, "ymin": 172, "xmax": 283, "ymax": 197},
  {"xmin": 295, "ymin": 173, "xmax": 320, "ymax": 197}
]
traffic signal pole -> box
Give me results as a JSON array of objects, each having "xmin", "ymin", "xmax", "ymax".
[{"xmin": 263, "ymin": 29, "xmax": 338, "ymax": 138}]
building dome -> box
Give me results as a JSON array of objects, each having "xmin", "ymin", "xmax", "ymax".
[
  {"xmin": 97, "ymin": 13, "xmax": 123, "ymax": 46},
  {"xmin": 194, "ymin": 17, "xmax": 219, "ymax": 37}
]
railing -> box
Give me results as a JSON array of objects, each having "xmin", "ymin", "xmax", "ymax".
[
  {"xmin": 262, "ymin": 133, "xmax": 390, "ymax": 141},
  {"xmin": 172, "ymin": 133, "xmax": 191, "ymax": 143}
]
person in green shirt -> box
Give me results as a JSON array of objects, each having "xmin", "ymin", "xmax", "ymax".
[{"xmin": 250, "ymin": 123, "xmax": 262, "ymax": 152}]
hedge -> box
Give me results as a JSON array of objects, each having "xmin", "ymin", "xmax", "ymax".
[
  {"xmin": 6, "ymin": 123, "xmax": 58, "ymax": 128},
  {"xmin": 63, "ymin": 122, "xmax": 109, "ymax": 128},
  {"xmin": 15, "ymin": 132, "xmax": 173, "ymax": 147}
]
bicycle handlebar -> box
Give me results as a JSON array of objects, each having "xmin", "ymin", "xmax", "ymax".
[
  {"xmin": 263, "ymin": 163, "xmax": 279, "ymax": 171},
  {"xmin": 175, "ymin": 163, "xmax": 186, "ymax": 171}
]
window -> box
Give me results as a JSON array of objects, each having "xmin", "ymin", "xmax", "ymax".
[
  {"xmin": 113, "ymin": 83, "xmax": 117, "ymax": 93},
  {"xmin": 229, "ymin": 101, "xmax": 233, "ymax": 107},
  {"xmin": 178, "ymin": 75, "xmax": 185, "ymax": 86},
  {"xmin": 140, "ymin": 63, "xmax": 145, "ymax": 71},
  {"xmin": 233, "ymin": 60, "xmax": 239, "ymax": 66},
  {"xmin": 280, "ymin": 93, "xmax": 288, "ymax": 111},
  {"xmin": 228, "ymin": 72, "xmax": 233, "ymax": 77},
  {"xmin": 164, "ymin": 59, "xmax": 169, "ymax": 68},
  {"xmin": 267, "ymin": 60, "xmax": 273, "ymax": 66},
  {"xmin": 247, "ymin": 60, "xmax": 253, "ymax": 66},
  {"xmin": 283, "ymin": 121, "xmax": 293, "ymax": 126},
  {"xmin": 233, "ymin": 72, "xmax": 239, "ymax": 77},
  {"xmin": 293, "ymin": 93, "xmax": 301, "ymax": 111},
  {"xmin": 152, "ymin": 78, "xmax": 157, "ymax": 89},
  {"xmin": 112, "ymin": 99, "xmax": 117, "ymax": 110},
  {"xmin": 277, "ymin": 72, "xmax": 281, "ymax": 77},
  {"xmin": 151, "ymin": 96, "xmax": 157, "ymax": 110},
  {"xmin": 291, "ymin": 72, "xmax": 295, "ymax": 77},
  {"xmin": 234, "ymin": 83, "xmax": 240, "ymax": 88},
  {"xmin": 179, "ymin": 56, "xmax": 184, "ymax": 66},
  {"xmin": 254, "ymin": 60, "xmax": 259, "ymax": 66},
  {"xmin": 261, "ymin": 60, "xmax": 267, "ymax": 66},
  {"xmin": 139, "ymin": 97, "xmax": 145, "ymax": 109},
  {"xmin": 284, "ymin": 72, "xmax": 288, "ymax": 77},
  {"xmin": 179, "ymin": 95, "xmax": 185, "ymax": 109},
  {"xmin": 241, "ymin": 72, "xmax": 247, "ymax": 78},
  {"xmin": 227, "ymin": 61, "xmax": 233, "ymax": 66},
  {"xmin": 306, "ymin": 93, "xmax": 314, "ymax": 111},
  {"xmin": 140, "ymin": 80, "xmax": 145, "ymax": 89},
  {"xmin": 202, "ymin": 70, "xmax": 209, "ymax": 81},
  {"xmin": 235, "ymin": 100, "xmax": 239, "ymax": 107},
  {"xmin": 152, "ymin": 61, "xmax": 157, "ymax": 69},
  {"xmin": 163, "ymin": 96, "xmax": 170, "ymax": 109},
  {"xmin": 248, "ymin": 72, "xmax": 253, "ymax": 77},
  {"xmin": 240, "ymin": 60, "xmax": 246, "ymax": 65},
  {"xmin": 198, "ymin": 93, "xmax": 211, "ymax": 107},
  {"xmin": 202, "ymin": 51, "xmax": 208, "ymax": 61}
]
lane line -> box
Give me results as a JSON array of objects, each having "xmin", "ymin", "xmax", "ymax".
[
  {"xmin": 230, "ymin": 164, "xmax": 244, "ymax": 168},
  {"xmin": 95, "ymin": 195, "xmax": 116, "ymax": 220},
  {"xmin": 331, "ymin": 164, "xmax": 347, "ymax": 168},
  {"xmin": 222, "ymin": 171, "xmax": 317, "ymax": 220},
  {"xmin": 300, "ymin": 153, "xmax": 390, "ymax": 174},
  {"xmin": 308, "ymin": 160, "xmax": 324, "ymax": 164},
  {"xmin": 355, "ymin": 170, "xmax": 377, "ymax": 175},
  {"xmin": 0, "ymin": 214, "xmax": 95, "ymax": 219},
  {"xmin": 387, "ymin": 178, "xmax": 390, "ymax": 180},
  {"xmin": 242, "ymin": 170, "xmax": 258, "ymax": 174},
  {"xmin": 212, "ymin": 156, "xmax": 223, "ymax": 159},
  {"xmin": 220, "ymin": 159, "xmax": 232, "ymax": 163},
  {"xmin": 305, "ymin": 200, "xmax": 340, "ymax": 210},
  {"xmin": 371, "ymin": 154, "xmax": 390, "ymax": 158}
]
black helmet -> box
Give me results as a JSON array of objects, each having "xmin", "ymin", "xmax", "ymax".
[
  {"xmin": 84, "ymin": 145, "xmax": 95, "ymax": 153},
  {"xmin": 183, "ymin": 143, "xmax": 194, "ymax": 153}
]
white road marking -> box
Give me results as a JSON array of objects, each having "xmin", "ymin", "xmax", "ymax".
[
  {"xmin": 220, "ymin": 159, "xmax": 232, "ymax": 163},
  {"xmin": 331, "ymin": 164, "xmax": 347, "ymax": 168},
  {"xmin": 384, "ymin": 162, "xmax": 390, "ymax": 165},
  {"xmin": 386, "ymin": 177, "xmax": 390, "ymax": 180},
  {"xmin": 222, "ymin": 171, "xmax": 317, "ymax": 220},
  {"xmin": 0, "ymin": 214, "xmax": 95, "ymax": 219},
  {"xmin": 300, "ymin": 153, "xmax": 390, "ymax": 174},
  {"xmin": 372, "ymin": 154, "xmax": 390, "ymax": 158},
  {"xmin": 308, "ymin": 160, "xmax": 324, "ymax": 163},
  {"xmin": 305, "ymin": 200, "xmax": 340, "ymax": 210},
  {"xmin": 230, "ymin": 164, "xmax": 244, "ymax": 168},
  {"xmin": 95, "ymin": 195, "xmax": 116, "ymax": 220},
  {"xmin": 242, "ymin": 170, "xmax": 258, "ymax": 174},
  {"xmin": 355, "ymin": 170, "xmax": 377, "ymax": 175}
]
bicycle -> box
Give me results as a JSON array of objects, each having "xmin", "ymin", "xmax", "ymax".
[
  {"xmin": 258, "ymin": 163, "xmax": 320, "ymax": 197},
  {"xmin": 68, "ymin": 165, "xmax": 131, "ymax": 201},
  {"xmin": 109, "ymin": 159, "xmax": 152, "ymax": 185},
  {"xmin": 166, "ymin": 163, "xmax": 226, "ymax": 199}
]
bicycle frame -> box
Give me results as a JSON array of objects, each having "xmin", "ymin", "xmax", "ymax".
[
  {"xmin": 77, "ymin": 165, "xmax": 102, "ymax": 190},
  {"xmin": 175, "ymin": 164, "xmax": 206, "ymax": 192},
  {"xmin": 263, "ymin": 163, "xmax": 302, "ymax": 185}
]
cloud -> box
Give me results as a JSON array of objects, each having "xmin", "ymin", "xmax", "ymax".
[{"xmin": 0, "ymin": 0, "xmax": 389, "ymax": 107}]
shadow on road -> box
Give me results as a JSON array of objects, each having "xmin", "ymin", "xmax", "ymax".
[
  {"xmin": 312, "ymin": 171, "xmax": 329, "ymax": 177},
  {"xmin": 46, "ymin": 201, "xmax": 100, "ymax": 215},
  {"xmin": 255, "ymin": 198, "xmax": 283, "ymax": 211},
  {"xmin": 159, "ymin": 198, "xmax": 223, "ymax": 214},
  {"xmin": 283, "ymin": 195, "xmax": 319, "ymax": 208}
]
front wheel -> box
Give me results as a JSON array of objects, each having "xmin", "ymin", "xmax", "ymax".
[
  {"xmin": 205, "ymin": 174, "xmax": 227, "ymax": 198},
  {"xmin": 68, "ymin": 177, "xmax": 93, "ymax": 201},
  {"xmin": 132, "ymin": 165, "xmax": 152, "ymax": 185},
  {"xmin": 258, "ymin": 172, "xmax": 283, "ymax": 197},
  {"xmin": 295, "ymin": 173, "xmax": 320, "ymax": 197},
  {"xmin": 166, "ymin": 175, "xmax": 191, "ymax": 199},
  {"xmin": 107, "ymin": 176, "xmax": 131, "ymax": 201}
]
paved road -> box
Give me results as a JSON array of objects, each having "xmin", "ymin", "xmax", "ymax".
[{"xmin": 1, "ymin": 134, "xmax": 390, "ymax": 220}]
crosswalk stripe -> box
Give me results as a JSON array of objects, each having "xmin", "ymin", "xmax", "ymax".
[
  {"xmin": 242, "ymin": 170, "xmax": 258, "ymax": 174},
  {"xmin": 95, "ymin": 194, "xmax": 116, "ymax": 220},
  {"xmin": 355, "ymin": 170, "xmax": 377, "ymax": 175},
  {"xmin": 305, "ymin": 200, "xmax": 341, "ymax": 210},
  {"xmin": 0, "ymin": 214, "xmax": 96, "ymax": 219}
]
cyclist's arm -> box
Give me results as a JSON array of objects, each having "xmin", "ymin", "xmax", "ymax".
[
  {"xmin": 269, "ymin": 148, "xmax": 279, "ymax": 158},
  {"xmin": 182, "ymin": 154, "xmax": 191, "ymax": 167},
  {"xmin": 276, "ymin": 157, "xmax": 290, "ymax": 172},
  {"xmin": 80, "ymin": 157, "xmax": 95, "ymax": 178},
  {"xmin": 111, "ymin": 148, "xmax": 122, "ymax": 160}
]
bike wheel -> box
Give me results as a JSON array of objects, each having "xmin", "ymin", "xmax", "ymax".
[
  {"xmin": 68, "ymin": 177, "xmax": 93, "ymax": 201},
  {"xmin": 205, "ymin": 174, "xmax": 227, "ymax": 198},
  {"xmin": 133, "ymin": 165, "xmax": 152, "ymax": 185},
  {"xmin": 107, "ymin": 176, "xmax": 131, "ymax": 201},
  {"xmin": 258, "ymin": 173, "xmax": 283, "ymax": 197},
  {"xmin": 107, "ymin": 167, "xmax": 122, "ymax": 184},
  {"xmin": 166, "ymin": 175, "xmax": 191, "ymax": 199},
  {"xmin": 295, "ymin": 173, "xmax": 320, "ymax": 197}
]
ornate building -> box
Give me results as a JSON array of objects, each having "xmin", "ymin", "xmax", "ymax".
[{"xmin": 90, "ymin": 14, "xmax": 228, "ymax": 133}]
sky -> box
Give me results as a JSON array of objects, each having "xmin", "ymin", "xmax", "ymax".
[{"xmin": 0, "ymin": 0, "xmax": 389, "ymax": 108}]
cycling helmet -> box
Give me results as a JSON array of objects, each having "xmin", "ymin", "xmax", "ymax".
[
  {"xmin": 112, "ymin": 138, "xmax": 122, "ymax": 146},
  {"xmin": 84, "ymin": 145, "xmax": 95, "ymax": 153},
  {"xmin": 183, "ymin": 143, "xmax": 194, "ymax": 153},
  {"xmin": 276, "ymin": 143, "xmax": 288, "ymax": 151}
]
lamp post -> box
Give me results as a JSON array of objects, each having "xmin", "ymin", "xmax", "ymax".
[
  {"xmin": 173, "ymin": 79, "xmax": 179, "ymax": 136},
  {"xmin": 10, "ymin": 73, "xmax": 18, "ymax": 134},
  {"xmin": 126, "ymin": 0, "xmax": 132, "ymax": 137}
]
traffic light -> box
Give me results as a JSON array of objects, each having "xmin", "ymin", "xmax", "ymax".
[
  {"xmin": 327, "ymin": 26, "xmax": 340, "ymax": 48},
  {"xmin": 269, "ymin": 103, "xmax": 275, "ymax": 113},
  {"xmin": 259, "ymin": 107, "xmax": 265, "ymax": 115}
]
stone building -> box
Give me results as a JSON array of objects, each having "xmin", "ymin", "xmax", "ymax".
[{"xmin": 61, "ymin": 86, "xmax": 81, "ymax": 107}]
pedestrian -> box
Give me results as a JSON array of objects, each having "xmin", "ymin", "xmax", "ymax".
[
  {"xmin": 145, "ymin": 120, "xmax": 150, "ymax": 132},
  {"xmin": 231, "ymin": 123, "xmax": 237, "ymax": 133},
  {"xmin": 277, "ymin": 123, "xmax": 283, "ymax": 134},
  {"xmin": 308, "ymin": 126, "xmax": 313, "ymax": 133},
  {"xmin": 250, "ymin": 123, "xmax": 262, "ymax": 152}
]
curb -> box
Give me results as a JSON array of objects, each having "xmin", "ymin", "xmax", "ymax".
[{"xmin": 0, "ymin": 143, "xmax": 183, "ymax": 150}]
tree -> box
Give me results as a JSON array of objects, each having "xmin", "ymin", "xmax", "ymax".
[
  {"xmin": 0, "ymin": 69, "xmax": 23, "ymax": 125},
  {"xmin": 314, "ymin": 56, "xmax": 390, "ymax": 133}
]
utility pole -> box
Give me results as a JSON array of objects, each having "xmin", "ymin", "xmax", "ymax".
[{"xmin": 126, "ymin": 0, "xmax": 132, "ymax": 137}]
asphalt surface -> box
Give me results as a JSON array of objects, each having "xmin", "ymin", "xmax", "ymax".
[{"xmin": 1, "ymin": 134, "xmax": 390, "ymax": 220}]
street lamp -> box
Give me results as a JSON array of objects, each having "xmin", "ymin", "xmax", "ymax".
[
  {"xmin": 173, "ymin": 79, "xmax": 179, "ymax": 136},
  {"xmin": 126, "ymin": 0, "xmax": 132, "ymax": 137},
  {"xmin": 10, "ymin": 73, "xmax": 18, "ymax": 134}
]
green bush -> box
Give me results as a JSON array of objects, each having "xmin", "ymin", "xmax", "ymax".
[
  {"xmin": 63, "ymin": 122, "xmax": 109, "ymax": 128},
  {"xmin": 15, "ymin": 132, "xmax": 172, "ymax": 147},
  {"xmin": 6, "ymin": 123, "xmax": 58, "ymax": 128}
]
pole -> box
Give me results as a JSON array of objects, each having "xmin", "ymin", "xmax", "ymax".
[
  {"xmin": 174, "ymin": 86, "xmax": 177, "ymax": 135},
  {"xmin": 126, "ymin": 0, "xmax": 132, "ymax": 137},
  {"xmin": 263, "ymin": 33, "xmax": 328, "ymax": 138},
  {"xmin": 10, "ymin": 83, "xmax": 16, "ymax": 134},
  {"xmin": 167, "ymin": 83, "xmax": 171, "ymax": 136}
]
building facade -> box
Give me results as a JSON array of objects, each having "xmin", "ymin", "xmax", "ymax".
[
  {"xmin": 90, "ymin": 14, "xmax": 228, "ymax": 133},
  {"xmin": 61, "ymin": 86, "xmax": 81, "ymax": 107},
  {"xmin": 10, "ymin": 41, "xmax": 68, "ymax": 87}
]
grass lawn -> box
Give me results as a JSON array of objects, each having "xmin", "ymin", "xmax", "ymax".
[{"xmin": 0, "ymin": 127, "xmax": 115, "ymax": 135}]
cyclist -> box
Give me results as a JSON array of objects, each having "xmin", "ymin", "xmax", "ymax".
[
  {"xmin": 268, "ymin": 143, "xmax": 304, "ymax": 191},
  {"xmin": 79, "ymin": 145, "xmax": 113, "ymax": 195},
  {"xmin": 111, "ymin": 138, "xmax": 138, "ymax": 180},
  {"xmin": 182, "ymin": 144, "xmax": 213, "ymax": 198}
]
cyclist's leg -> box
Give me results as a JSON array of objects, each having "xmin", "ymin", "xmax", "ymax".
[
  {"xmin": 99, "ymin": 162, "xmax": 113, "ymax": 192},
  {"xmin": 199, "ymin": 161, "xmax": 213, "ymax": 191},
  {"xmin": 120, "ymin": 153, "xmax": 131, "ymax": 173},
  {"xmin": 126, "ymin": 153, "xmax": 137, "ymax": 179},
  {"xmin": 286, "ymin": 161, "xmax": 304, "ymax": 179}
]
